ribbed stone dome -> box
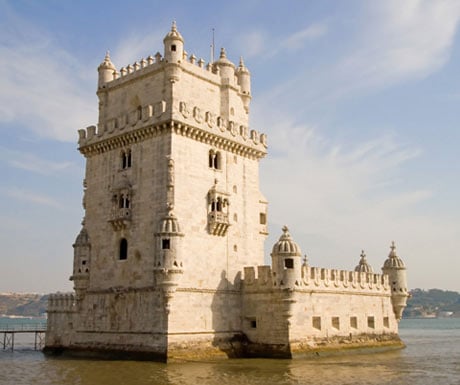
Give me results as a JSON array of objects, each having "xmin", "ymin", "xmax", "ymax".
[
  {"xmin": 271, "ymin": 226, "xmax": 301, "ymax": 256},
  {"xmin": 158, "ymin": 211, "xmax": 182, "ymax": 234},
  {"xmin": 98, "ymin": 51, "xmax": 116, "ymax": 71},
  {"xmin": 383, "ymin": 242, "xmax": 405, "ymax": 269},
  {"xmin": 163, "ymin": 21, "xmax": 184, "ymax": 43},
  {"xmin": 74, "ymin": 228, "xmax": 89, "ymax": 246},
  {"xmin": 216, "ymin": 48, "xmax": 235, "ymax": 67},
  {"xmin": 355, "ymin": 250, "xmax": 373, "ymax": 273}
]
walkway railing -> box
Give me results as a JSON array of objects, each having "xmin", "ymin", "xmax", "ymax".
[{"xmin": 0, "ymin": 322, "xmax": 47, "ymax": 351}]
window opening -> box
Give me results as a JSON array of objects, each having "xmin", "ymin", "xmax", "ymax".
[
  {"xmin": 208, "ymin": 150, "xmax": 222, "ymax": 170},
  {"xmin": 162, "ymin": 239, "xmax": 170, "ymax": 250},
  {"xmin": 350, "ymin": 316, "xmax": 358, "ymax": 329},
  {"xmin": 312, "ymin": 316, "xmax": 321, "ymax": 330},
  {"xmin": 284, "ymin": 258, "xmax": 294, "ymax": 269},
  {"xmin": 121, "ymin": 150, "xmax": 132, "ymax": 169},
  {"xmin": 332, "ymin": 316, "xmax": 340, "ymax": 330},
  {"xmin": 259, "ymin": 212, "xmax": 267, "ymax": 225},
  {"xmin": 119, "ymin": 238, "xmax": 128, "ymax": 260},
  {"xmin": 171, "ymin": 44, "xmax": 176, "ymax": 52},
  {"xmin": 367, "ymin": 316, "xmax": 375, "ymax": 329},
  {"xmin": 383, "ymin": 317, "xmax": 389, "ymax": 328}
]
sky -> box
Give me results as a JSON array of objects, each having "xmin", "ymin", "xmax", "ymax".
[{"xmin": 0, "ymin": 0, "xmax": 459, "ymax": 293}]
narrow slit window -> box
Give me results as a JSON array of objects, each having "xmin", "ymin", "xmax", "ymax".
[{"xmin": 119, "ymin": 238, "xmax": 128, "ymax": 260}]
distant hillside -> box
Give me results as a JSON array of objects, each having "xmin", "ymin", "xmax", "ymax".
[
  {"xmin": 1, "ymin": 289, "xmax": 459, "ymax": 318},
  {"xmin": 0, "ymin": 293, "xmax": 48, "ymax": 317},
  {"xmin": 404, "ymin": 288, "xmax": 460, "ymax": 318}
]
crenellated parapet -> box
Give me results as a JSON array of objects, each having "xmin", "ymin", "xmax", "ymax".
[
  {"xmin": 84, "ymin": 22, "xmax": 264, "ymax": 161},
  {"xmin": 243, "ymin": 265, "xmax": 390, "ymax": 295},
  {"xmin": 47, "ymin": 293, "xmax": 76, "ymax": 313}
]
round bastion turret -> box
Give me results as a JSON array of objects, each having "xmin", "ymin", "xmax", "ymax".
[
  {"xmin": 97, "ymin": 51, "xmax": 116, "ymax": 88},
  {"xmin": 382, "ymin": 241, "xmax": 409, "ymax": 320},
  {"xmin": 271, "ymin": 226, "xmax": 302, "ymax": 288},
  {"xmin": 163, "ymin": 21, "xmax": 184, "ymax": 64}
]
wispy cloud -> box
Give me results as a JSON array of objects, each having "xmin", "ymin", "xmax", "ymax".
[
  {"xmin": 284, "ymin": 23, "xmax": 328, "ymax": 51},
  {"xmin": 0, "ymin": 147, "xmax": 75, "ymax": 175},
  {"xmin": 0, "ymin": 5, "xmax": 96, "ymax": 142},
  {"xmin": 112, "ymin": 30, "xmax": 164, "ymax": 68},
  {"xmin": 339, "ymin": 0, "xmax": 460, "ymax": 89},
  {"xmin": 236, "ymin": 22, "xmax": 328, "ymax": 59},
  {"xmin": 260, "ymin": 120, "xmax": 433, "ymax": 268},
  {"xmin": 2, "ymin": 187, "xmax": 65, "ymax": 210}
]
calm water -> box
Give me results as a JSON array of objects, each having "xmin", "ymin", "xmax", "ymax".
[{"xmin": 1, "ymin": 318, "xmax": 459, "ymax": 385}]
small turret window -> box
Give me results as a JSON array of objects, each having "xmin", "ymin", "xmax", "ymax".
[
  {"xmin": 119, "ymin": 238, "xmax": 128, "ymax": 260},
  {"xmin": 162, "ymin": 239, "xmax": 170, "ymax": 250},
  {"xmin": 284, "ymin": 258, "xmax": 294, "ymax": 269},
  {"xmin": 171, "ymin": 45, "xmax": 176, "ymax": 52}
]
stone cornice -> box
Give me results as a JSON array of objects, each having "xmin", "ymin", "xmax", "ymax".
[{"xmin": 79, "ymin": 120, "xmax": 267, "ymax": 160}]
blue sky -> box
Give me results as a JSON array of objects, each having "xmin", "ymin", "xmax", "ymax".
[{"xmin": 1, "ymin": 0, "xmax": 459, "ymax": 293}]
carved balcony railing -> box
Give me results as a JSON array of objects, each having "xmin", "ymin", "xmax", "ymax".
[
  {"xmin": 208, "ymin": 211, "xmax": 230, "ymax": 236},
  {"xmin": 108, "ymin": 208, "xmax": 132, "ymax": 230}
]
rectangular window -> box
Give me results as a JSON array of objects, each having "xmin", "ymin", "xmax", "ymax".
[
  {"xmin": 247, "ymin": 317, "xmax": 257, "ymax": 329},
  {"xmin": 259, "ymin": 212, "xmax": 267, "ymax": 225},
  {"xmin": 284, "ymin": 258, "xmax": 294, "ymax": 269},
  {"xmin": 332, "ymin": 316, "xmax": 340, "ymax": 330},
  {"xmin": 162, "ymin": 239, "xmax": 170, "ymax": 250},
  {"xmin": 368, "ymin": 316, "xmax": 375, "ymax": 329},
  {"xmin": 350, "ymin": 316, "xmax": 358, "ymax": 329},
  {"xmin": 312, "ymin": 316, "xmax": 321, "ymax": 330},
  {"xmin": 383, "ymin": 316, "xmax": 389, "ymax": 328}
]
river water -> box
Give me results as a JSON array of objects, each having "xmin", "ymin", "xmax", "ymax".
[{"xmin": 0, "ymin": 318, "xmax": 459, "ymax": 385}]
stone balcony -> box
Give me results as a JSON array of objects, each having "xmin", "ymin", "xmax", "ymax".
[
  {"xmin": 208, "ymin": 211, "xmax": 230, "ymax": 236},
  {"xmin": 109, "ymin": 208, "xmax": 132, "ymax": 230}
]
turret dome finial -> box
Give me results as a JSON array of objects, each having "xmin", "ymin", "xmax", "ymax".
[{"xmin": 355, "ymin": 249, "xmax": 373, "ymax": 273}]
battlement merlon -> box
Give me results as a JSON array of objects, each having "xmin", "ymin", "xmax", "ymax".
[
  {"xmin": 77, "ymin": 111, "xmax": 267, "ymax": 159},
  {"xmin": 243, "ymin": 265, "xmax": 391, "ymax": 294},
  {"xmin": 96, "ymin": 23, "xmax": 252, "ymax": 125}
]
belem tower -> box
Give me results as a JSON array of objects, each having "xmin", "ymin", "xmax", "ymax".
[{"xmin": 44, "ymin": 23, "xmax": 409, "ymax": 361}]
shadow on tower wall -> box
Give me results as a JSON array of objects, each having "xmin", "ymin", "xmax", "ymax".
[{"xmin": 210, "ymin": 270, "xmax": 248, "ymax": 358}]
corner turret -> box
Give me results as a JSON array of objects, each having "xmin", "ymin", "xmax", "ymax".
[
  {"xmin": 382, "ymin": 242, "xmax": 409, "ymax": 320},
  {"xmin": 163, "ymin": 21, "xmax": 184, "ymax": 63},
  {"xmin": 70, "ymin": 227, "xmax": 91, "ymax": 301},
  {"xmin": 355, "ymin": 250, "xmax": 373, "ymax": 273},
  {"xmin": 215, "ymin": 47, "xmax": 235, "ymax": 82},
  {"xmin": 271, "ymin": 226, "xmax": 302, "ymax": 288},
  {"xmin": 97, "ymin": 51, "xmax": 116, "ymax": 88},
  {"xmin": 154, "ymin": 209, "xmax": 184, "ymax": 313},
  {"xmin": 236, "ymin": 57, "xmax": 251, "ymax": 113}
]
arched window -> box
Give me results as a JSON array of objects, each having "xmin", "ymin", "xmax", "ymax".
[
  {"xmin": 126, "ymin": 150, "xmax": 132, "ymax": 168},
  {"xmin": 209, "ymin": 150, "xmax": 214, "ymax": 168},
  {"xmin": 119, "ymin": 238, "xmax": 128, "ymax": 260},
  {"xmin": 121, "ymin": 149, "xmax": 132, "ymax": 169},
  {"xmin": 214, "ymin": 152, "xmax": 221, "ymax": 169},
  {"xmin": 208, "ymin": 149, "xmax": 221, "ymax": 170}
]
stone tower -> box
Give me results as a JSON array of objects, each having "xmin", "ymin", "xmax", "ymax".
[
  {"xmin": 382, "ymin": 242, "xmax": 409, "ymax": 320},
  {"xmin": 45, "ymin": 22, "xmax": 268, "ymax": 360},
  {"xmin": 45, "ymin": 23, "xmax": 408, "ymax": 361}
]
